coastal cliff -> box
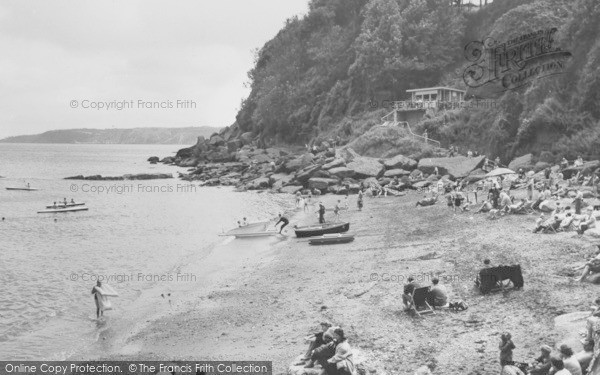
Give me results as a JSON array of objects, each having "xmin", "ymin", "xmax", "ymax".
[{"xmin": 181, "ymin": 0, "xmax": 600, "ymax": 163}]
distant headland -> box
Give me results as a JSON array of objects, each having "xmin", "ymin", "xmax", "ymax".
[{"xmin": 0, "ymin": 127, "xmax": 222, "ymax": 145}]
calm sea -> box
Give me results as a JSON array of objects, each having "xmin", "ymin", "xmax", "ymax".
[{"xmin": 0, "ymin": 143, "xmax": 291, "ymax": 360}]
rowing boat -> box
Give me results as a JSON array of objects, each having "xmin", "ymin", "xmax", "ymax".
[
  {"xmin": 309, "ymin": 233, "xmax": 355, "ymax": 245},
  {"xmin": 37, "ymin": 206, "xmax": 89, "ymax": 214},
  {"xmin": 231, "ymin": 230, "xmax": 280, "ymax": 238},
  {"xmin": 45, "ymin": 203, "xmax": 86, "ymax": 209},
  {"xmin": 6, "ymin": 187, "xmax": 39, "ymax": 191},
  {"xmin": 294, "ymin": 222, "xmax": 350, "ymax": 238}
]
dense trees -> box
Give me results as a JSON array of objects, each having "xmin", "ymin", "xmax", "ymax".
[{"xmin": 235, "ymin": 0, "xmax": 600, "ymax": 160}]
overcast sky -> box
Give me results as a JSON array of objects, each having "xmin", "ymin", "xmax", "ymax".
[{"xmin": 0, "ymin": 0, "xmax": 308, "ymax": 139}]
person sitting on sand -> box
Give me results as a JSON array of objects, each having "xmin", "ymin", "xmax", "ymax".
[
  {"xmin": 533, "ymin": 214, "xmax": 546, "ymax": 233},
  {"xmin": 402, "ymin": 277, "xmax": 421, "ymax": 311},
  {"xmin": 499, "ymin": 332, "xmax": 516, "ymax": 367},
  {"xmin": 575, "ymin": 246, "xmax": 600, "ymax": 283},
  {"xmin": 237, "ymin": 220, "xmax": 242, "ymax": 228},
  {"xmin": 242, "ymin": 217, "xmax": 249, "ymax": 226},
  {"xmin": 574, "ymin": 340, "xmax": 594, "ymax": 372},
  {"xmin": 325, "ymin": 328, "xmax": 356, "ymax": 375},
  {"xmin": 577, "ymin": 207, "xmax": 597, "ymax": 235},
  {"xmin": 549, "ymin": 356, "xmax": 572, "ymax": 375},
  {"xmin": 559, "ymin": 212, "xmax": 576, "ymax": 232},
  {"xmin": 475, "ymin": 200, "xmax": 493, "ymax": 213},
  {"xmin": 303, "ymin": 325, "xmax": 339, "ymax": 369},
  {"xmin": 416, "ymin": 195, "xmax": 437, "ymax": 207},
  {"xmin": 428, "ymin": 278, "xmax": 448, "ymax": 307},
  {"xmin": 528, "ymin": 345, "xmax": 552, "ymax": 375},
  {"xmin": 274, "ymin": 214, "xmax": 289, "ymax": 234},
  {"xmin": 558, "ymin": 344, "xmax": 582, "ymax": 375},
  {"xmin": 505, "ymin": 198, "xmax": 526, "ymax": 214},
  {"xmin": 499, "ymin": 190, "xmax": 512, "ymax": 211},
  {"xmin": 296, "ymin": 322, "xmax": 333, "ymax": 367}
]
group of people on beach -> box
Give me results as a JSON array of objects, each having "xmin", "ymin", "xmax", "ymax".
[
  {"xmin": 294, "ymin": 323, "xmax": 356, "ymax": 375},
  {"xmin": 498, "ymin": 303, "xmax": 600, "ymax": 375}
]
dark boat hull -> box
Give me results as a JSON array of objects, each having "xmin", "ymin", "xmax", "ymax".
[
  {"xmin": 309, "ymin": 234, "xmax": 355, "ymax": 245},
  {"xmin": 295, "ymin": 222, "xmax": 350, "ymax": 238}
]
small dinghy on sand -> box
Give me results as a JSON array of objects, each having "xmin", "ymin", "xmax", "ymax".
[{"xmin": 308, "ymin": 233, "xmax": 355, "ymax": 245}]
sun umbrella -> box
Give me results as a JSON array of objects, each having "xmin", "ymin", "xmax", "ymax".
[{"xmin": 484, "ymin": 168, "xmax": 516, "ymax": 178}]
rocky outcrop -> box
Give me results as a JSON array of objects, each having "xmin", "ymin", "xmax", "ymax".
[
  {"xmin": 418, "ymin": 155, "xmax": 485, "ymax": 178},
  {"xmin": 384, "ymin": 168, "xmax": 411, "ymax": 177},
  {"xmin": 383, "ymin": 154, "xmax": 417, "ymax": 170},
  {"xmin": 508, "ymin": 153, "xmax": 534, "ymax": 171},
  {"xmin": 347, "ymin": 157, "xmax": 385, "ymax": 178},
  {"xmin": 308, "ymin": 177, "xmax": 339, "ymax": 190},
  {"xmin": 328, "ymin": 167, "xmax": 355, "ymax": 179}
]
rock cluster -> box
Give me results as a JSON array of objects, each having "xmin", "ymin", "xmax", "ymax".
[{"xmin": 162, "ymin": 137, "xmax": 489, "ymax": 195}]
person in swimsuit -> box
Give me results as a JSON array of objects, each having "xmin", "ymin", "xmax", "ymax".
[
  {"xmin": 275, "ymin": 214, "xmax": 289, "ymax": 233},
  {"xmin": 91, "ymin": 281, "xmax": 103, "ymax": 318}
]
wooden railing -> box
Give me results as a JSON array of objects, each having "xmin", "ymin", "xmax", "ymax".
[{"xmin": 376, "ymin": 111, "xmax": 442, "ymax": 148}]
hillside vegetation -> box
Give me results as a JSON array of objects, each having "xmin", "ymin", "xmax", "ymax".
[{"xmin": 234, "ymin": 0, "xmax": 600, "ymax": 162}]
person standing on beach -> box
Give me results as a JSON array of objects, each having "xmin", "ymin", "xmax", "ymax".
[
  {"xmin": 274, "ymin": 214, "xmax": 289, "ymax": 234},
  {"xmin": 91, "ymin": 281, "xmax": 104, "ymax": 319},
  {"xmin": 357, "ymin": 190, "xmax": 364, "ymax": 211},
  {"xmin": 334, "ymin": 200, "xmax": 341, "ymax": 222},
  {"xmin": 499, "ymin": 332, "xmax": 516, "ymax": 367},
  {"xmin": 318, "ymin": 203, "xmax": 326, "ymax": 224}
]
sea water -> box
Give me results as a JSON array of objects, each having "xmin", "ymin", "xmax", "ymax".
[{"xmin": 0, "ymin": 143, "xmax": 292, "ymax": 360}]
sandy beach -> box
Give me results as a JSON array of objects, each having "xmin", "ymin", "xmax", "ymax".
[{"xmin": 81, "ymin": 190, "xmax": 600, "ymax": 374}]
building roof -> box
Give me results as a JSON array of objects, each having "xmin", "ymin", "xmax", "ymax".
[{"xmin": 406, "ymin": 87, "xmax": 466, "ymax": 93}]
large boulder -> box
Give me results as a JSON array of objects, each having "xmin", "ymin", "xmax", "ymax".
[
  {"xmin": 285, "ymin": 153, "xmax": 314, "ymax": 172},
  {"xmin": 252, "ymin": 153, "xmax": 273, "ymax": 164},
  {"xmin": 269, "ymin": 173, "xmax": 293, "ymax": 186},
  {"xmin": 206, "ymin": 147, "xmax": 232, "ymax": 162},
  {"xmin": 418, "ymin": 155, "xmax": 485, "ymax": 178},
  {"xmin": 347, "ymin": 157, "xmax": 385, "ymax": 178},
  {"xmin": 383, "ymin": 155, "xmax": 417, "ymax": 170},
  {"xmin": 280, "ymin": 185, "xmax": 303, "ymax": 194},
  {"xmin": 247, "ymin": 177, "xmax": 270, "ymax": 190},
  {"xmin": 323, "ymin": 158, "xmax": 346, "ymax": 170},
  {"xmin": 295, "ymin": 165, "xmax": 322, "ymax": 184},
  {"xmin": 239, "ymin": 132, "xmax": 254, "ymax": 146},
  {"xmin": 209, "ymin": 134, "xmax": 225, "ymax": 147},
  {"xmin": 308, "ymin": 177, "xmax": 339, "ymax": 191},
  {"xmin": 336, "ymin": 147, "xmax": 361, "ymax": 163},
  {"xmin": 384, "ymin": 169, "xmax": 411, "ymax": 178},
  {"xmin": 508, "ymin": 153, "xmax": 534, "ymax": 171},
  {"xmin": 328, "ymin": 167, "xmax": 355, "ymax": 179}
]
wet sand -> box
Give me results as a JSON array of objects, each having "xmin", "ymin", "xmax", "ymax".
[{"xmin": 86, "ymin": 191, "xmax": 600, "ymax": 374}]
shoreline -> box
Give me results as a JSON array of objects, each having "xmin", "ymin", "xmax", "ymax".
[{"xmin": 85, "ymin": 190, "xmax": 600, "ymax": 374}]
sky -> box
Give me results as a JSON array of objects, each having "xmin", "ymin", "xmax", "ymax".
[{"xmin": 0, "ymin": 0, "xmax": 309, "ymax": 139}]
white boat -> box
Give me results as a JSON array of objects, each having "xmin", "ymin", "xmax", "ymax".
[
  {"xmin": 231, "ymin": 230, "xmax": 280, "ymax": 238},
  {"xmin": 220, "ymin": 221, "xmax": 279, "ymax": 238},
  {"xmin": 6, "ymin": 187, "xmax": 39, "ymax": 191},
  {"xmin": 37, "ymin": 206, "xmax": 89, "ymax": 214}
]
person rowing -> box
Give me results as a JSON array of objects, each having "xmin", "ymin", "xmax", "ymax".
[{"xmin": 274, "ymin": 213, "xmax": 289, "ymax": 234}]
